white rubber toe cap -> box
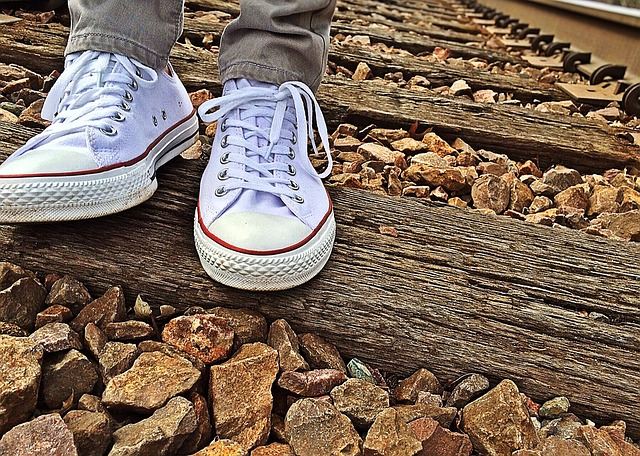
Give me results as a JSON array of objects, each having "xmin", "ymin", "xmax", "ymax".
[
  {"xmin": 208, "ymin": 211, "xmax": 313, "ymax": 252},
  {"xmin": 0, "ymin": 148, "xmax": 99, "ymax": 176}
]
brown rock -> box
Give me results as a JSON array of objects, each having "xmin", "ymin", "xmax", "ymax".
[
  {"xmin": 193, "ymin": 440, "xmax": 247, "ymax": 455},
  {"xmin": 393, "ymin": 404, "xmax": 457, "ymax": 428},
  {"xmin": 530, "ymin": 179, "xmax": 558, "ymax": 197},
  {"xmin": 138, "ymin": 340, "xmax": 205, "ymax": 372},
  {"xmin": 518, "ymin": 161, "xmax": 543, "ymax": 178},
  {"xmin": 472, "ymin": 174, "xmax": 511, "ymax": 214},
  {"xmin": 30, "ymin": 322, "xmax": 82, "ymax": 353},
  {"xmin": 620, "ymin": 186, "xmax": 640, "ymax": 211},
  {"xmin": 411, "ymin": 152, "xmax": 449, "ymax": 168},
  {"xmin": 0, "ymin": 336, "xmax": 43, "ymax": 434},
  {"xmin": 98, "ymin": 341, "xmax": 139, "ymax": 383},
  {"xmin": 103, "ymin": 351, "xmax": 200, "ymax": 412},
  {"xmin": 208, "ymin": 306, "xmax": 268, "ymax": 348},
  {"xmin": 445, "ymin": 373, "xmax": 490, "ymax": 408},
  {"xmin": 526, "ymin": 209, "xmax": 559, "ymax": 226},
  {"xmin": 41, "ymin": 349, "xmax": 98, "ymax": 409},
  {"xmin": 416, "ymin": 392, "xmax": 443, "ymax": 407},
  {"xmin": 403, "ymin": 186, "xmax": 431, "ymax": 198},
  {"xmin": 403, "ymin": 165, "xmax": 474, "ymax": 192},
  {"xmin": 541, "ymin": 436, "xmax": 590, "ymax": 456},
  {"xmin": 180, "ymin": 392, "xmax": 213, "ymax": 455},
  {"xmin": 70, "ymin": 286, "xmax": 126, "ymax": 332},
  {"xmin": 367, "ymin": 129, "xmax": 409, "ymax": 144},
  {"xmin": 299, "ymin": 333, "xmax": 346, "ymax": 373},
  {"xmin": 19, "ymin": 99, "xmax": 49, "ymax": 128},
  {"xmin": 554, "ymin": 184, "xmax": 590, "ymax": 211},
  {"xmin": 364, "ymin": 407, "xmax": 423, "ymax": 456},
  {"xmin": 592, "ymin": 210, "xmax": 640, "ymax": 241},
  {"xmin": 105, "ymin": 321, "xmax": 154, "ymax": 341},
  {"xmin": 35, "ymin": 305, "xmax": 73, "ymax": 328},
  {"xmin": 278, "ymin": 369, "xmax": 348, "ymax": 397},
  {"xmin": 409, "ymin": 417, "xmax": 473, "ymax": 456},
  {"xmin": 268, "ymin": 319, "xmax": 309, "ymax": 372},
  {"xmin": 335, "ymin": 137, "xmax": 364, "ymax": 153},
  {"xmin": 509, "ymin": 180, "xmax": 535, "ymax": 213},
  {"xmin": 46, "ymin": 276, "xmax": 91, "ymax": 314},
  {"xmin": 473, "ymin": 89, "xmax": 497, "ymax": 103},
  {"xmin": 210, "ymin": 343, "xmax": 279, "ymax": 451},
  {"xmin": 330, "ymin": 378, "xmax": 389, "ymax": 428},
  {"xmin": 77, "ymin": 394, "xmax": 110, "ymax": 415},
  {"xmin": 0, "ymin": 413, "xmax": 78, "ymax": 456},
  {"xmin": 387, "ymin": 169, "xmax": 403, "ymax": 196},
  {"xmin": 576, "ymin": 425, "xmax": 640, "ymax": 456},
  {"xmin": 462, "ymin": 380, "xmax": 539, "ymax": 456},
  {"xmin": 588, "ymin": 185, "xmax": 622, "ymax": 215},
  {"xmin": 0, "ymin": 277, "xmax": 46, "ymax": 330},
  {"xmin": 285, "ymin": 398, "xmax": 362, "ymax": 456},
  {"xmin": 477, "ymin": 162, "xmax": 509, "ymax": 176},
  {"xmin": 0, "ymin": 321, "xmax": 28, "ymax": 337},
  {"xmin": 162, "ymin": 314, "xmax": 234, "ymax": 365},
  {"xmin": 359, "ymin": 143, "xmax": 406, "ymax": 166},
  {"xmin": 448, "ymin": 197, "xmax": 468, "ymax": 208},
  {"xmin": 543, "ymin": 166, "xmax": 583, "ymax": 192},
  {"xmin": 422, "ymin": 133, "xmax": 456, "ymax": 157},
  {"xmin": 450, "ymin": 79, "xmax": 472, "ymax": 96},
  {"xmin": 84, "ymin": 322, "xmax": 108, "ymax": 358},
  {"xmin": 252, "ymin": 443, "xmax": 295, "ymax": 456},
  {"xmin": 391, "ymin": 138, "xmax": 430, "ymax": 154},
  {"xmin": 110, "ymin": 396, "xmax": 197, "ymax": 456},
  {"xmin": 189, "ymin": 89, "xmax": 213, "ymax": 108},
  {"xmin": 63, "ymin": 410, "xmax": 112, "ymax": 456},
  {"xmin": 394, "ymin": 368, "xmax": 442, "ymax": 403},
  {"xmin": 0, "ymin": 262, "xmax": 33, "ymax": 290},
  {"xmin": 529, "ymin": 196, "xmax": 553, "ymax": 214},
  {"xmin": 353, "ymin": 62, "xmax": 373, "ymax": 81}
]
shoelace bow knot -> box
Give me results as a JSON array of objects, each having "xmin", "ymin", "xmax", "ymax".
[{"xmin": 198, "ymin": 81, "xmax": 333, "ymax": 201}]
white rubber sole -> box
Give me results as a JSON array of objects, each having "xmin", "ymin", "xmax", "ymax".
[
  {"xmin": 194, "ymin": 212, "xmax": 336, "ymax": 291},
  {"xmin": 0, "ymin": 113, "xmax": 199, "ymax": 224}
]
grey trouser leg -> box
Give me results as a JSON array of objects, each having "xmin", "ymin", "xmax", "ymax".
[
  {"xmin": 219, "ymin": 0, "xmax": 337, "ymax": 91},
  {"xmin": 65, "ymin": 0, "xmax": 184, "ymax": 69},
  {"xmin": 65, "ymin": 0, "xmax": 337, "ymax": 90}
]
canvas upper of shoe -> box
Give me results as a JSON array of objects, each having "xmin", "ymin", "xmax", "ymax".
[
  {"xmin": 0, "ymin": 51, "xmax": 194, "ymax": 177},
  {"xmin": 197, "ymin": 79, "xmax": 334, "ymax": 253}
]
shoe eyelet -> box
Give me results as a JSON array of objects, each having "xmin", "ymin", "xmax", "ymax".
[
  {"xmin": 221, "ymin": 136, "xmax": 229, "ymax": 148},
  {"xmin": 220, "ymin": 153, "xmax": 230, "ymax": 165},
  {"xmin": 162, "ymin": 110, "xmax": 167, "ymax": 120},
  {"xmin": 100, "ymin": 126, "xmax": 117, "ymax": 136},
  {"xmin": 287, "ymin": 164, "xmax": 297, "ymax": 176},
  {"xmin": 215, "ymin": 187, "xmax": 229, "ymax": 197},
  {"xmin": 152, "ymin": 116, "xmax": 158, "ymax": 127},
  {"xmin": 221, "ymin": 119, "xmax": 228, "ymax": 132},
  {"xmin": 135, "ymin": 69, "xmax": 142, "ymax": 77},
  {"xmin": 128, "ymin": 80, "xmax": 138, "ymax": 91},
  {"xmin": 291, "ymin": 133, "xmax": 297, "ymax": 145},
  {"xmin": 112, "ymin": 112, "xmax": 125, "ymax": 122},
  {"xmin": 288, "ymin": 147, "xmax": 296, "ymax": 159},
  {"xmin": 293, "ymin": 195, "xmax": 304, "ymax": 204},
  {"xmin": 124, "ymin": 91, "xmax": 133, "ymax": 102},
  {"xmin": 120, "ymin": 101, "xmax": 131, "ymax": 112},
  {"xmin": 218, "ymin": 169, "xmax": 229, "ymax": 181},
  {"xmin": 288, "ymin": 180, "xmax": 299, "ymax": 191}
]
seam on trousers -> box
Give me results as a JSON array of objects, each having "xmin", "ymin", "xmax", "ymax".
[
  {"xmin": 309, "ymin": 0, "xmax": 334, "ymax": 90},
  {"xmin": 219, "ymin": 61, "xmax": 303, "ymax": 84},
  {"xmin": 67, "ymin": 33, "xmax": 164, "ymax": 60}
]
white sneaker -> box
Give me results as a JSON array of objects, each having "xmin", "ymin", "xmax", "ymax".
[
  {"xmin": 0, "ymin": 51, "xmax": 198, "ymax": 223},
  {"xmin": 195, "ymin": 79, "xmax": 336, "ymax": 291}
]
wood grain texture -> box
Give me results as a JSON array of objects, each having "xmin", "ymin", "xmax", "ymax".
[
  {"xmin": 0, "ymin": 122, "xmax": 638, "ymax": 437},
  {"xmin": 0, "ymin": 22, "xmax": 638, "ymax": 173}
]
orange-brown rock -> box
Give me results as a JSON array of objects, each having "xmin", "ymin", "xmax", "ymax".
[
  {"xmin": 422, "ymin": 132, "xmax": 456, "ymax": 157},
  {"xmin": 0, "ymin": 414, "xmax": 78, "ymax": 456},
  {"xmin": 364, "ymin": 408, "xmax": 423, "ymax": 456},
  {"xmin": 192, "ymin": 440, "xmax": 246, "ymax": 456},
  {"xmin": 462, "ymin": 380, "xmax": 539, "ymax": 456},
  {"xmin": 472, "ymin": 174, "xmax": 511, "ymax": 214},
  {"xmin": 267, "ymin": 319, "xmax": 309, "ymax": 373},
  {"xmin": 409, "ymin": 417, "xmax": 473, "ymax": 456},
  {"xmin": 0, "ymin": 277, "xmax": 46, "ymax": 330},
  {"xmin": 299, "ymin": 333, "xmax": 346, "ymax": 372},
  {"xmin": 70, "ymin": 286, "xmax": 126, "ymax": 333},
  {"xmin": 162, "ymin": 315, "xmax": 234, "ymax": 365},
  {"xmin": 251, "ymin": 443, "xmax": 295, "ymax": 456},
  {"xmin": 330, "ymin": 378, "xmax": 389, "ymax": 428},
  {"xmin": 394, "ymin": 368, "xmax": 442, "ymax": 403},
  {"xmin": 209, "ymin": 343, "xmax": 279, "ymax": 452},
  {"xmin": 278, "ymin": 369, "xmax": 348, "ymax": 397}
]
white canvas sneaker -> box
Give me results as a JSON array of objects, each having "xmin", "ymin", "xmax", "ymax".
[
  {"xmin": 0, "ymin": 51, "xmax": 198, "ymax": 223},
  {"xmin": 195, "ymin": 79, "xmax": 336, "ymax": 291}
]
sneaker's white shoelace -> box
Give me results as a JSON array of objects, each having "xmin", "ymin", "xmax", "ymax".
[
  {"xmin": 16, "ymin": 51, "xmax": 157, "ymax": 155},
  {"xmin": 198, "ymin": 81, "xmax": 333, "ymax": 201}
]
